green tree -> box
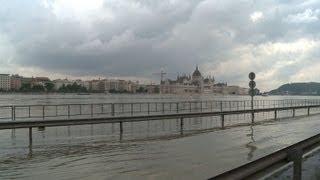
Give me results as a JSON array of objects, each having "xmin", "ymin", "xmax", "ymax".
[
  {"xmin": 20, "ymin": 83, "xmax": 32, "ymax": 92},
  {"xmin": 45, "ymin": 82, "xmax": 55, "ymax": 92},
  {"xmin": 136, "ymin": 87, "xmax": 146, "ymax": 93},
  {"xmin": 58, "ymin": 84, "xmax": 66, "ymax": 93},
  {"xmin": 32, "ymin": 84, "xmax": 45, "ymax": 92},
  {"xmin": 154, "ymin": 86, "xmax": 160, "ymax": 93},
  {"xmin": 58, "ymin": 83, "xmax": 88, "ymax": 93}
]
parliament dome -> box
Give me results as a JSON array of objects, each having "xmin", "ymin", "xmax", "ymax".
[{"xmin": 192, "ymin": 66, "xmax": 202, "ymax": 77}]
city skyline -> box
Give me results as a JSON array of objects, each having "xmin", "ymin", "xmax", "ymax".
[
  {"xmin": 0, "ymin": 66, "xmax": 250, "ymax": 95},
  {"xmin": 0, "ymin": 65, "xmax": 227, "ymax": 87},
  {"xmin": 1, "ymin": 1, "xmax": 320, "ymax": 91}
]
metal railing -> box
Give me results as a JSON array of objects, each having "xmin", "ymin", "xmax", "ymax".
[
  {"xmin": 210, "ymin": 132, "xmax": 320, "ymax": 180},
  {"xmin": 1, "ymin": 99, "xmax": 320, "ymax": 180},
  {"xmin": 1, "ymin": 99, "xmax": 320, "ymax": 121},
  {"xmin": 2, "ymin": 98, "xmax": 320, "ymax": 172}
]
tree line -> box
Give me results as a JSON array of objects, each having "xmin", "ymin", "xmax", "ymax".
[
  {"xmin": 15, "ymin": 82, "xmax": 88, "ymax": 93},
  {"xmin": 1, "ymin": 82, "xmax": 159, "ymax": 94}
]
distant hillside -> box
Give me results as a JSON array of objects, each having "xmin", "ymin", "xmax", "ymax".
[{"xmin": 269, "ymin": 82, "xmax": 320, "ymax": 95}]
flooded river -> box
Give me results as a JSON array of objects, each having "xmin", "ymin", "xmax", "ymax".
[{"xmin": 1, "ymin": 94, "xmax": 320, "ymax": 179}]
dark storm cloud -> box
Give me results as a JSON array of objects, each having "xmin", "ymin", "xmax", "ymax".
[{"xmin": 1, "ymin": 0, "xmax": 320, "ymax": 90}]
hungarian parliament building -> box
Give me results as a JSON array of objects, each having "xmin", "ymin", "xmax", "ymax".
[{"xmin": 160, "ymin": 66, "xmax": 248, "ymax": 95}]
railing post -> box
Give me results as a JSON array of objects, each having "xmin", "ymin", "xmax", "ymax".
[
  {"xmin": 29, "ymin": 127, "xmax": 32, "ymax": 148},
  {"xmin": 206, "ymin": 101, "xmax": 208, "ymax": 111},
  {"xmin": 29, "ymin": 106, "xmax": 31, "ymax": 118},
  {"xmin": 79, "ymin": 104, "xmax": 82, "ymax": 115},
  {"xmin": 180, "ymin": 117, "xmax": 184, "ymax": 132},
  {"xmin": 120, "ymin": 121, "xmax": 123, "ymax": 134},
  {"xmin": 67, "ymin": 105, "xmax": 70, "ymax": 119},
  {"xmin": 274, "ymin": 110, "xmax": 277, "ymax": 120},
  {"xmin": 200, "ymin": 102, "xmax": 203, "ymax": 112},
  {"xmin": 221, "ymin": 115, "xmax": 225, "ymax": 129},
  {"xmin": 147, "ymin": 103, "xmax": 150, "ymax": 115},
  {"xmin": 251, "ymin": 112, "xmax": 255, "ymax": 124},
  {"xmin": 42, "ymin": 105, "xmax": 45, "ymax": 120},
  {"xmin": 308, "ymin": 107, "xmax": 310, "ymax": 116},
  {"xmin": 293, "ymin": 108, "xmax": 295, "ymax": 117},
  {"xmin": 111, "ymin": 103, "xmax": 115, "ymax": 116},
  {"xmin": 189, "ymin": 102, "xmax": 192, "ymax": 112},
  {"xmin": 176, "ymin": 103, "xmax": 179, "ymax": 113},
  {"xmin": 251, "ymin": 97, "xmax": 254, "ymax": 109},
  {"xmin": 236, "ymin": 101, "xmax": 239, "ymax": 111},
  {"xmin": 162, "ymin": 102, "xmax": 165, "ymax": 114},
  {"xmin": 91, "ymin": 104, "xmax": 93, "ymax": 117},
  {"xmin": 55, "ymin": 105, "xmax": 57, "ymax": 117},
  {"xmin": 131, "ymin": 103, "xmax": 134, "ymax": 116},
  {"xmin": 288, "ymin": 148, "xmax": 303, "ymax": 180},
  {"xmin": 11, "ymin": 106, "xmax": 15, "ymax": 121},
  {"xmin": 220, "ymin": 101, "xmax": 223, "ymax": 112}
]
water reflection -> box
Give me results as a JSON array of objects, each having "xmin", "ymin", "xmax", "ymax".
[
  {"xmin": 90, "ymin": 125, "xmax": 93, "ymax": 136},
  {"xmin": 28, "ymin": 144, "xmax": 33, "ymax": 158},
  {"xmin": 9, "ymin": 127, "xmax": 214, "ymax": 161},
  {"xmin": 245, "ymin": 125, "xmax": 257, "ymax": 161},
  {"xmin": 4, "ymin": 114, "xmax": 320, "ymax": 180},
  {"xmin": 11, "ymin": 129, "xmax": 16, "ymax": 146},
  {"xmin": 119, "ymin": 132, "xmax": 123, "ymax": 142},
  {"xmin": 111, "ymin": 123, "xmax": 115, "ymax": 133}
]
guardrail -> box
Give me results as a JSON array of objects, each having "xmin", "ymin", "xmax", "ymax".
[
  {"xmin": 1, "ymin": 103, "xmax": 320, "ymax": 151},
  {"xmin": 209, "ymin": 132, "xmax": 320, "ymax": 180},
  {"xmin": 2, "ymin": 104, "xmax": 320, "ymax": 130},
  {"xmin": 1, "ymin": 99, "xmax": 320, "ymax": 121}
]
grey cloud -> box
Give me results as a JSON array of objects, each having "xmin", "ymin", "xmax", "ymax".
[{"xmin": 1, "ymin": 0, "xmax": 320, "ymax": 90}]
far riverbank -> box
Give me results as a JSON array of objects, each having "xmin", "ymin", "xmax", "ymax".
[{"xmin": 0, "ymin": 93, "xmax": 320, "ymax": 106}]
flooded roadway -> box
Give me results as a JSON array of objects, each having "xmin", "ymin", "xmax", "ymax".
[
  {"xmin": 1, "ymin": 114, "xmax": 320, "ymax": 179},
  {"xmin": 1, "ymin": 94, "xmax": 320, "ymax": 179}
]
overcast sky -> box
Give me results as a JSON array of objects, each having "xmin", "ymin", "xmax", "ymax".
[{"xmin": 1, "ymin": 0, "xmax": 320, "ymax": 91}]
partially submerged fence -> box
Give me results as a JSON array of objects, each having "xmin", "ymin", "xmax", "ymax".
[
  {"xmin": 1, "ymin": 99, "xmax": 320, "ymax": 121},
  {"xmin": 1, "ymin": 99, "xmax": 320, "ymax": 144},
  {"xmin": 1, "ymin": 99, "xmax": 320, "ymax": 180}
]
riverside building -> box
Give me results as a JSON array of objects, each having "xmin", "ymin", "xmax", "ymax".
[
  {"xmin": 10, "ymin": 74, "xmax": 22, "ymax": 91},
  {"xmin": 160, "ymin": 66, "xmax": 215, "ymax": 94},
  {"xmin": 160, "ymin": 66, "xmax": 248, "ymax": 95},
  {"xmin": 0, "ymin": 74, "xmax": 11, "ymax": 91}
]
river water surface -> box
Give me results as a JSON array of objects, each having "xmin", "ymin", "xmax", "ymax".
[{"xmin": 1, "ymin": 94, "xmax": 320, "ymax": 179}]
